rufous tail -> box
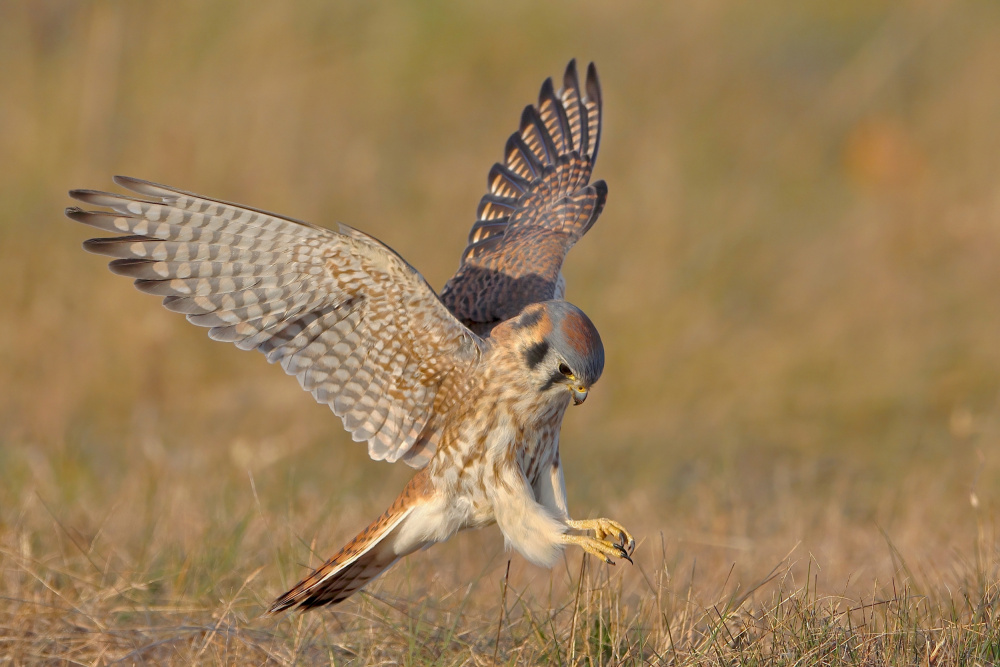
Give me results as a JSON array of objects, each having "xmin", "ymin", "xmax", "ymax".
[{"xmin": 268, "ymin": 473, "xmax": 432, "ymax": 613}]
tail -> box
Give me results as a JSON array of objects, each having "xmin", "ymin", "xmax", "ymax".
[{"xmin": 269, "ymin": 473, "xmax": 433, "ymax": 613}]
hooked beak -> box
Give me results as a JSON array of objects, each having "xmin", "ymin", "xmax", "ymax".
[{"xmin": 570, "ymin": 385, "xmax": 589, "ymax": 405}]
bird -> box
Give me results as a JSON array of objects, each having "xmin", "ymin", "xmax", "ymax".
[{"xmin": 65, "ymin": 59, "xmax": 634, "ymax": 613}]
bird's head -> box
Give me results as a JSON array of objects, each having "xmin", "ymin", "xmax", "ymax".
[{"xmin": 503, "ymin": 301, "xmax": 604, "ymax": 406}]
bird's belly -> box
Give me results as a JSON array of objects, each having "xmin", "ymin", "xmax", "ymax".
[
  {"xmin": 452, "ymin": 468, "xmax": 497, "ymax": 528},
  {"xmin": 426, "ymin": 458, "xmax": 494, "ymax": 528},
  {"xmin": 430, "ymin": 410, "xmax": 562, "ymax": 529},
  {"xmin": 454, "ymin": 494, "xmax": 496, "ymax": 529},
  {"xmin": 411, "ymin": 483, "xmax": 494, "ymax": 547}
]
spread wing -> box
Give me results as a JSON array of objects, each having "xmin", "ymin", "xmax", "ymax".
[
  {"xmin": 440, "ymin": 60, "xmax": 607, "ymax": 335},
  {"xmin": 66, "ymin": 176, "xmax": 483, "ymax": 468}
]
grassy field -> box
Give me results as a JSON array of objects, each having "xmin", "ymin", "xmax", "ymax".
[{"xmin": 3, "ymin": 1, "xmax": 1000, "ymax": 663}]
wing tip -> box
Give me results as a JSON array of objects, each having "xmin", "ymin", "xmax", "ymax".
[
  {"xmin": 585, "ymin": 62, "xmax": 602, "ymax": 160},
  {"xmin": 563, "ymin": 59, "xmax": 581, "ymax": 95},
  {"xmin": 111, "ymin": 175, "xmax": 181, "ymax": 201},
  {"xmin": 585, "ymin": 62, "xmax": 601, "ymax": 102},
  {"xmin": 80, "ymin": 237, "xmax": 108, "ymax": 255},
  {"xmin": 538, "ymin": 76, "xmax": 556, "ymax": 103},
  {"xmin": 112, "ymin": 174, "xmax": 152, "ymax": 190},
  {"xmin": 68, "ymin": 188, "xmax": 100, "ymax": 203}
]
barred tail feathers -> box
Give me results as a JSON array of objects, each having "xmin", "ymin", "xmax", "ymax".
[{"xmin": 269, "ymin": 473, "xmax": 433, "ymax": 613}]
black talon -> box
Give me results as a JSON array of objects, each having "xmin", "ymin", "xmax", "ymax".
[
  {"xmin": 616, "ymin": 546, "xmax": 633, "ymax": 564},
  {"xmin": 605, "ymin": 556, "xmax": 615, "ymax": 565}
]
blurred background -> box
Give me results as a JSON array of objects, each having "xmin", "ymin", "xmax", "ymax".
[{"xmin": 2, "ymin": 0, "xmax": 1000, "ymax": 622}]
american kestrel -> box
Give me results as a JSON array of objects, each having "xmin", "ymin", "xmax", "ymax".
[{"xmin": 66, "ymin": 60, "xmax": 634, "ymax": 612}]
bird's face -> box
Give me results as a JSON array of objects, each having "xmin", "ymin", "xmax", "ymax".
[{"xmin": 510, "ymin": 301, "xmax": 605, "ymax": 406}]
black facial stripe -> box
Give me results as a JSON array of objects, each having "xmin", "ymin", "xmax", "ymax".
[
  {"xmin": 523, "ymin": 340, "xmax": 550, "ymax": 370},
  {"xmin": 513, "ymin": 308, "xmax": 544, "ymax": 330},
  {"xmin": 540, "ymin": 370, "xmax": 563, "ymax": 392}
]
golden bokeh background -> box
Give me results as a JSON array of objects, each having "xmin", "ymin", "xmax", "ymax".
[{"xmin": 2, "ymin": 1, "xmax": 1000, "ymax": 660}]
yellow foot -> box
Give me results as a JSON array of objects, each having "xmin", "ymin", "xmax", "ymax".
[{"xmin": 564, "ymin": 518, "xmax": 636, "ymax": 564}]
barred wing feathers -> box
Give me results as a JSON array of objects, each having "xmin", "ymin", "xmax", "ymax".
[
  {"xmin": 440, "ymin": 60, "xmax": 607, "ymax": 333},
  {"xmin": 66, "ymin": 176, "xmax": 482, "ymax": 468}
]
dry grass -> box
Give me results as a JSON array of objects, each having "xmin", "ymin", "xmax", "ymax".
[{"xmin": 3, "ymin": 1, "xmax": 1000, "ymax": 664}]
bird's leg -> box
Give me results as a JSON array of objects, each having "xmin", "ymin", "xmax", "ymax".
[{"xmin": 564, "ymin": 518, "xmax": 635, "ymax": 564}]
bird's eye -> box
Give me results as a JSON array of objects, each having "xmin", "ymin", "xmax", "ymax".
[{"xmin": 558, "ymin": 363, "xmax": 572, "ymax": 377}]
